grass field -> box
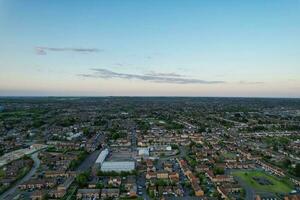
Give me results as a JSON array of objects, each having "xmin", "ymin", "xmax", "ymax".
[
  {"xmin": 223, "ymin": 152, "xmax": 236, "ymax": 159},
  {"xmin": 232, "ymin": 170, "xmax": 293, "ymax": 194}
]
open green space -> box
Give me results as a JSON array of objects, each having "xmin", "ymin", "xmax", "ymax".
[
  {"xmin": 232, "ymin": 170, "xmax": 293, "ymax": 194},
  {"xmin": 223, "ymin": 152, "xmax": 236, "ymax": 159}
]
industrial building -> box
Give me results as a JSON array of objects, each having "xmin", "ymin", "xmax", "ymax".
[
  {"xmin": 138, "ymin": 148, "xmax": 149, "ymax": 156},
  {"xmin": 101, "ymin": 161, "xmax": 135, "ymax": 172},
  {"xmin": 95, "ymin": 148, "xmax": 109, "ymax": 166}
]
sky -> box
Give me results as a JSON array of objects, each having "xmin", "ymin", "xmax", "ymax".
[{"xmin": 0, "ymin": 0, "xmax": 299, "ymax": 97}]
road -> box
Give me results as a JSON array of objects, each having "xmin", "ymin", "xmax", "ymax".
[
  {"xmin": 137, "ymin": 172, "xmax": 150, "ymax": 200},
  {"xmin": 131, "ymin": 127, "xmax": 137, "ymax": 152},
  {"xmin": 0, "ymin": 152, "xmax": 41, "ymax": 199},
  {"xmin": 227, "ymin": 170, "xmax": 255, "ymax": 200},
  {"xmin": 76, "ymin": 150, "xmax": 100, "ymax": 172},
  {"xmin": 0, "ymin": 145, "xmax": 46, "ymax": 168},
  {"xmin": 0, "ymin": 147, "xmax": 100, "ymax": 199},
  {"xmin": 234, "ymin": 176, "xmax": 255, "ymax": 200}
]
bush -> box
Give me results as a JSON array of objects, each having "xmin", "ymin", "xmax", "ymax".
[
  {"xmin": 213, "ymin": 167, "xmax": 224, "ymax": 175},
  {"xmin": 76, "ymin": 171, "xmax": 90, "ymax": 187}
]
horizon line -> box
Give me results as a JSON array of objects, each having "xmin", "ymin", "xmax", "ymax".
[{"xmin": 0, "ymin": 95, "xmax": 300, "ymax": 99}]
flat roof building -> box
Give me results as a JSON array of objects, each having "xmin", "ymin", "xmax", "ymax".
[
  {"xmin": 101, "ymin": 161, "xmax": 135, "ymax": 172},
  {"xmin": 95, "ymin": 148, "xmax": 109, "ymax": 166},
  {"xmin": 138, "ymin": 148, "xmax": 149, "ymax": 156}
]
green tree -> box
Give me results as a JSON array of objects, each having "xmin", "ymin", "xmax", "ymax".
[
  {"xmin": 76, "ymin": 172, "xmax": 89, "ymax": 187},
  {"xmin": 213, "ymin": 167, "xmax": 225, "ymax": 175},
  {"xmin": 282, "ymin": 158, "xmax": 291, "ymax": 168},
  {"xmin": 83, "ymin": 127, "xmax": 91, "ymax": 135},
  {"xmin": 112, "ymin": 132, "xmax": 120, "ymax": 140},
  {"xmin": 294, "ymin": 163, "xmax": 300, "ymax": 177}
]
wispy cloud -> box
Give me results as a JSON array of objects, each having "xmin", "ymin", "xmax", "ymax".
[
  {"xmin": 78, "ymin": 68, "xmax": 225, "ymax": 84},
  {"xmin": 145, "ymin": 71, "xmax": 184, "ymax": 77},
  {"xmin": 35, "ymin": 47, "xmax": 102, "ymax": 55},
  {"xmin": 238, "ymin": 81, "xmax": 264, "ymax": 84}
]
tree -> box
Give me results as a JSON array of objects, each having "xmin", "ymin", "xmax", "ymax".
[
  {"xmin": 96, "ymin": 182, "xmax": 104, "ymax": 189},
  {"xmin": 42, "ymin": 193, "xmax": 49, "ymax": 200},
  {"xmin": 0, "ymin": 169, "xmax": 5, "ymax": 178},
  {"xmin": 155, "ymin": 179, "xmax": 169, "ymax": 186},
  {"xmin": 294, "ymin": 163, "xmax": 300, "ymax": 177},
  {"xmin": 197, "ymin": 127, "xmax": 206, "ymax": 133},
  {"xmin": 76, "ymin": 172, "xmax": 89, "ymax": 187},
  {"xmin": 273, "ymin": 144, "xmax": 278, "ymax": 151},
  {"xmin": 282, "ymin": 158, "xmax": 291, "ymax": 168},
  {"xmin": 112, "ymin": 132, "xmax": 120, "ymax": 140},
  {"xmin": 83, "ymin": 127, "xmax": 91, "ymax": 135},
  {"xmin": 213, "ymin": 167, "xmax": 225, "ymax": 175}
]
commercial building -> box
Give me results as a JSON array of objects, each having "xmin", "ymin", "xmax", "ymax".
[
  {"xmin": 138, "ymin": 148, "xmax": 149, "ymax": 156},
  {"xmin": 101, "ymin": 161, "xmax": 135, "ymax": 172},
  {"xmin": 95, "ymin": 148, "xmax": 109, "ymax": 166}
]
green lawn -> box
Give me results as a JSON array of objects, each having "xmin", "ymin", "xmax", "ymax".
[
  {"xmin": 223, "ymin": 152, "xmax": 236, "ymax": 159},
  {"xmin": 232, "ymin": 170, "xmax": 293, "ymax": 194}
]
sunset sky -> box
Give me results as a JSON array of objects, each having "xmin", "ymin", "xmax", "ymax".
[{"xmin": 0, "ymin": 0, "xmax": 299, "ymax": 97}]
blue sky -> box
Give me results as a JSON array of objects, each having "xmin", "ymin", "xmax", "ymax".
[{"xmin": 0, "ymin": 0, "xmax": 299, "ymax": 97}]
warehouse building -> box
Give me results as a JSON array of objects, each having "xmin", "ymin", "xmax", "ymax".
[
  {"xmin": 101, "ymin": 161, "xmax": 135, "ymax": 172},
  {"xmin": 95, "ymin": 148, "xmax": 109, "ymax": 166},
  {"xmin": 138, "ymin": 148, "xmax": 149, "ymax": 156}
]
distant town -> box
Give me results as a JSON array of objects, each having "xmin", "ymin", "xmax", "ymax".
[{"xmin": 0, "ymin": 97, "xmax": 300, "ymax": 200}]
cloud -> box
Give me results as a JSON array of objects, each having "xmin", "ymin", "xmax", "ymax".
[
  {"xmin": 35, "ymin": 47, "xmax": 102, "ymax": 55},
  {"xmin": 146, "ymin": 56, "xmax": 152, "ymax": 60},
  {"xmin": 114, "ymin": 63, "xmax": 125, "ymax": 67},
  {"xmin": 238, "ymin": 81, "xmax": 264, "ymax": 84},
  {"xmin": 78, "ymin": 68, "xmax": 225, "ymax": 84},
  {"xmin": 35, "ymin": 48, "xmax": 47, "ymax": 55},
  {"xmin": 145, "ymin": 71, "xmax": 184, "ymax": 77}
]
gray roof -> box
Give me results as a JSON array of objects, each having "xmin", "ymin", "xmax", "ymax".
[{"xmin": 77, "ymin": 189, "xmax": 100, "ymax": 193}]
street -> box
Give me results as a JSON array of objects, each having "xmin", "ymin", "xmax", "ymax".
[
  {"xmin": 76, "ymin": 150, "xmax": 100, "ymax": 172},
  {"xmin": 0, "ymin": 152, "xmax": 41, "ymax": 199}
]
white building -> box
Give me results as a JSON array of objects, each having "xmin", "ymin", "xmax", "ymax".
[
  {"xmin": 95, "ymin": 148, "xmax": 109, "ymax": 166},
  {"xmin": 66, "ymin": 132, "xmax": 83, "ymax": 141},
  {"xmin": 166, "ymin": 146, "xmax": 172, "ymax": 151},
  {"xmin": 138, "ymin": 148, "xmax": 149, "ymax": 156},
  {"xmin": 101, "ymin": 161, "xmax": 135, "ymax": 172}
]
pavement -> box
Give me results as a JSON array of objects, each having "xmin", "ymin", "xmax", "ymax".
[
  {"xmin": 137, "ymin": 172, "xmax": 150, "ymax": 200},
  {"xmin": 0, "ymin": 152, "xmax": 41, "ymax": 200},
  {"xmin": 131, "ymin": 127, "xmax": 137, "ymax": 152},
  {"xmin": 0, "ymin": 145, "xmax": 46, "ymax": 168},
  {"xmin": 76, "ymin": 150, "xmax": 100, "ymax": 172},
  {"xmin": 167, "ymin": 197, "xmax": 202, "ymax": 200},
  {"xmin": 227, "ymin": 169, "xmax": 256, "ymax": 200},
  {"xmin": 133, "ymin": 127, "xmax": 151, "ymax": 200},
  {"xmin": 234, "ymin": 175, "xmax": 256, "ymax": 200},
  {"xmin": 0, "ymin": 146, "xmax": 100, "ymax": 199}
]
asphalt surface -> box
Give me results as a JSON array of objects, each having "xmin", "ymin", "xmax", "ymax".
[
  {"xmin": 0, "ymin": 152, "xmax": 41, "ymax": 200},
  {"xmin": 137, "ymin": 172, "xmax": 150, "ymax": 200},
  {"xmin": 1, "ymin": 150, "xmax": 100, "ymax": 199},
  {"xmin": 234, "ymin": 175, "xmax": 256, "ymax": 200},
  {"xmin": 227, "ymin": 169, "xmax": 256, "ymax": 200},
  {"xmin": 131, "ymin": 128, "xmax": 137, "ymax": 152},
  {"xmin": 76, "ymin": 150, "xmax": 100, "ymax": 172}
]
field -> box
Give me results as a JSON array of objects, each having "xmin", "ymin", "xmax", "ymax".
[
  {"xmin": 223, "ymin": 152, "xmax": 236, "ymax": 159},
  {"xmin": 232, "ymin": 170, "xmax": 293, "ymax": 194}
]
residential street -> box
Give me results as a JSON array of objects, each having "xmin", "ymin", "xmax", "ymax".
[{"xmin": 0, "ymin": 152, "xmax": 41, "ymax": 199}]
